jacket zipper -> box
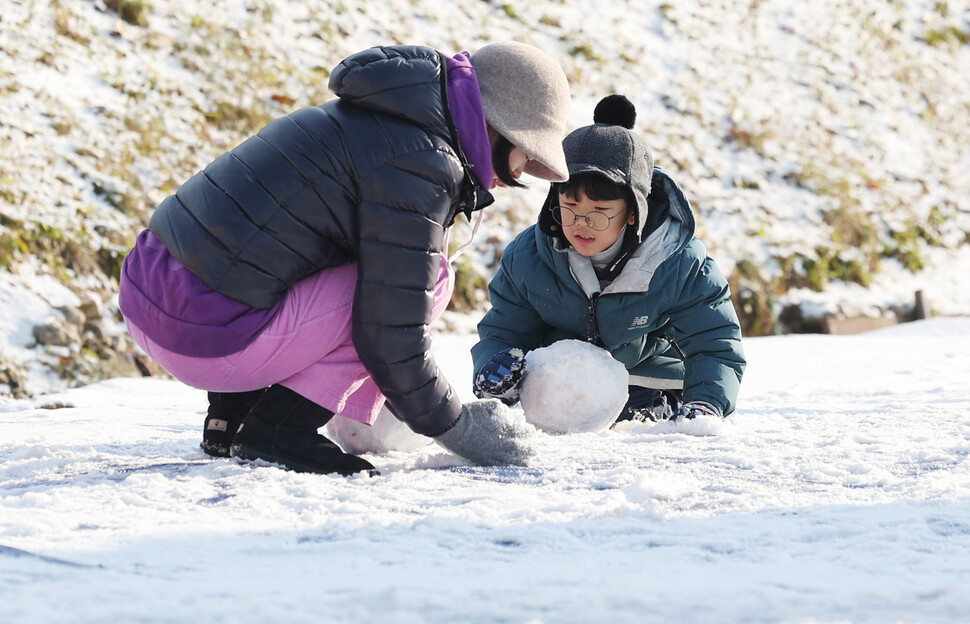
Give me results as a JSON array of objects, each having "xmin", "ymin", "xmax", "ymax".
[
  {"xmin": 664, "ymin": 335, "xmax": 686, "ymax": 360},
  {"xmin": 586, "ymin": 292, "xmax": 602, "ymax": 346}
]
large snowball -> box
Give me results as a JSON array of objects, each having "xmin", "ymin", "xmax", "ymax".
[
  {"xmin": 519, "ymin": 339, "xmax": 629, "ymax": 434},
  {"xmin": 325, "ymin": 406, "xmax": 431, "ymax": 455}
]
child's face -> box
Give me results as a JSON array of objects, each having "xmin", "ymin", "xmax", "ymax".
[{"xmin": 557, "ymin": 188, "xmax": 634, "ymax": 257}]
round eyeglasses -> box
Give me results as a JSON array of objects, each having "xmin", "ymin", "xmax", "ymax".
[{"xmin": 551, "ymin": 205, "xmax": 628, "ymax": 231}]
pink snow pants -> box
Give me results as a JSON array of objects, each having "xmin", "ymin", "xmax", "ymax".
[{"xmin": 126, "ymin": 259, "xmax": 455, "ymax": 425}]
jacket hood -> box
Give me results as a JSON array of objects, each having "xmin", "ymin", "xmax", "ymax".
[
  {"xmin": 329, "ymin": 45, "xmax": 494, "ymax": 222},
  {"xmin": 329, "ymin": 45, "xmax": 451, "ymax": 140}
]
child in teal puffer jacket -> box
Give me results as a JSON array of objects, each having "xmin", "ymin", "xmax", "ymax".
[{"xmin": 472, "ymin": 95, "xmax": 745, "ymax": 423}]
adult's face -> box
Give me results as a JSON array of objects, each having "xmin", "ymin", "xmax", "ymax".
[{"xmin": 492, "ymin": 147, "xmax": 530, "ymax": 189}]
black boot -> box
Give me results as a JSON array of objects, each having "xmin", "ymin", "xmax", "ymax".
[
  {"xmin": 229, "ymin": 384, "xmax": 378, "ymax": 476},
  {"xmin": 201, "ymin": 389, "xmax": 267, "ymax": 457}
]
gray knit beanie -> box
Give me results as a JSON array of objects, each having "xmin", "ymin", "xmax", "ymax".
[
  {"xmin": 561, "ymin": 94, "xmax": 654, "ymax": 236},
  {"xmin": 470, "ymin": 41, "xmax": 570, "ymax": 182}
]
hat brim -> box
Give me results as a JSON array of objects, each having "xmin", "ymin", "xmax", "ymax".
[
  {"xmin": 505, "ymin": 127, "xmax": 569, "ymax": 182},
  {"xmin": 525, "ymin": 157, "xmax": 568, "ymax": 182}
]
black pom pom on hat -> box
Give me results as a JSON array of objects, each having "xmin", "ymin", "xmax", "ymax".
[{"xmin": 592, "ymin": 94, "xmax": 636, "ymax": 129}]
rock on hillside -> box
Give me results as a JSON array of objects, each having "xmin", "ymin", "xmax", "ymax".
[{"xmin": 1, "ymin": 0, "xmax": 968, "ymax": 396}]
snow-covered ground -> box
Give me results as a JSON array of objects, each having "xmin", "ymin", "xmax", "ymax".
[
  {"xmin": 2, "ymin": 1, "xmax": 969, "ymax": 620},
  {"xmin": 2, "ymin": 318, "xmax": 969, "ymax": 624}
]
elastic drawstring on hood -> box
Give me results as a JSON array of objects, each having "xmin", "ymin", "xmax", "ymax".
[{"xmin": 446, "ymin": 209, "xmax": 486, "ymax": 264}]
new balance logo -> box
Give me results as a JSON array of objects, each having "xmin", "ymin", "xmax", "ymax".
[{"xmin": 627, "ymin": 315, "xmax": 650, "ymax": 330}]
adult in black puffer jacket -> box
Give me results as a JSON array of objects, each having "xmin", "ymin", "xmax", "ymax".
[{"xmin": 119, "ymin": 43, "xmax": 571, "ymax": 475}]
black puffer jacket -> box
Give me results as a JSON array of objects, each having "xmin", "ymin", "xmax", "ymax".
[{"xmin": 148, "ymin": 45, "xmax": 492, "ymax": 436}]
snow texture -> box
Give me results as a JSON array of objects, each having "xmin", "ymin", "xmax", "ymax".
[
  {"xmin": 520, "ymin": 339, "xmax": 629, "ymax": 434},
  {"xmin": 3, "ymin": 319, "xmax": 970, "ymax": 623}
]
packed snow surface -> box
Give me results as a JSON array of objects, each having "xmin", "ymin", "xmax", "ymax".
[
  {"xmin": 3, "ymin": 319, "xmax": 970, "ymax": 623},
  {"xmin": 520, "ymin": 339, "xmax": 629, "ymax": 434}
]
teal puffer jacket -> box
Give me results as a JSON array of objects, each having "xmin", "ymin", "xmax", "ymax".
[{"xmin": 473, "ymin": 170, "xmax": 745, "ymax": 415}]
